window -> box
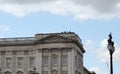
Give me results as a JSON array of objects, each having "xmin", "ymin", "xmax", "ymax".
[
  {"xmin": 42, "ymin": 56, "xmax": 48, "ymax": 66},
  {"xmin": 29, "ymin": 50, "xmax": 35, "ymax": 54},
  {"xmin": 75, "ymin": 56, "xmax": 77, "ymax": 67},
  {"xmin": 6, "ymin": 58, "xmax": 11, "ymax": 67},
  {"xmin": 52, "ymin": 49, "xmax": 57, "ymax": 53},
  {"xmin": 5, "ymin": 51, "xmax": 12, "ymax": 55},
  {"xmin": 52, "ymin": 55, "xmax": 58, "ymax": 65},
  {"xmin": 61, "ymin": 48, "xmax": 67, "ymax": 53},
  {"xmin": 42, "ymin": 49, "xmax": 48, "ymax": 53},
  {"xmin": 17, "ymin": 57, "xmax": 23, "ymax": 67},
  {"xmin": 42, "ymin": 71, "xmax": 48, "ymax": 74},
  {"xmin": 29, "ymin": 57, "xmax": 35, "ymax": 67},
  {"xmin": 62, "ymin": 55, "xmax": 67, "ymax": 65},
  {"xmin": 17, "ymin": 50, "xmax": 23, "ymax": 55},
  {"xmin": 61, "ymin": 48, "xmax": 67, "ymax": 55}
]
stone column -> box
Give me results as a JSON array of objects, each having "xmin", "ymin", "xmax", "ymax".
[
  {"xmin": 72, "ymin": 49, "xmax": 75, "ymax": 74},
  {"xmin": 81, "ymin": 55, "xmax": 84, "ymax": 74},
  {"xmin": 12, "ymin": 50, "xmax": 17, "ymax": 74},
  {"xmin": 58, "ymin": 48, "xmax": 61, "ymax": 74},
  {"xmin": 1, "ymin": 51, "xmax": 5, "ymax": 74},
  {"xmin": 36, "ymin": 49, "xmax": 42, "ymax": 74},
  {"xmin": 68, "ymin": 49, "xmax": 72, "ymax": 74},
  {"xmin": 48, "ymin": 49, "xmax": 51, "ymax": 74},
  {"xmin": 24, "ymin": 50, "xmax": 29, "ymax": 74},
  {"xmin": 0, "ymin": 51, "xmax": 2, "ymax": 74}
]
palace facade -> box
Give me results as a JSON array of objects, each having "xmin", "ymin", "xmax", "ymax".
[{"xmin": 0, "ymin": 32, "xmax": 86, "ymax": 74}]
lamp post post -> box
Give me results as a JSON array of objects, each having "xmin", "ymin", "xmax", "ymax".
[{"xmin": 107, "ymin": 33, "xmax": 115, "ymax": 74}]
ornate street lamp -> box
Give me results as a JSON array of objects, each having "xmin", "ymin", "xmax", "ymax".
[
  {"xmin": 31, "ymin": 68, "xmax": 39, "ymax": 74},
  {"xmin": 107, "ymin": 33, "xmax": 115, "ymax": 74}
]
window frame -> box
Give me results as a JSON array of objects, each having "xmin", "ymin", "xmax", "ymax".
[
  {"xmin": 17, "ymin": 57, "xmax": 24, "ymax": 68},
  {"xmin": 6, "ymin": 57, "xmax": 12, "ymax": 68},
  {"xmin": 52, "ymin": 55, "xmax": 58, "ymax": 65},
  {"xmin": 42, "ymin": 56, "xmax": 49, "ymax": 66},
  {"xmin": 29, "ymin": 57, "xmax": 35, "ymax": 67},
  {"xmin": 62, "ymin": 55, "xmax": 68, "ymax": 65}
]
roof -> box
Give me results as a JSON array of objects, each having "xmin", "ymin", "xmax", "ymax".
[{"xmin": 0, "ymin": 32, "xmax": 85, "ymax": 52}]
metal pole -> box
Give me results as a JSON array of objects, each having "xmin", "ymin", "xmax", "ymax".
[
  {"xmin": 108, "ymin": 33, "xmax": 115, "ymax": 74},
  {"xmin": 110, "ymin": 52, "xmax": 113, "ymax": 74}
]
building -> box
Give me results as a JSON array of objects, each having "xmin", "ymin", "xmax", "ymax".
[
  {"xmin": 84, "ymin": 67, "xmax": 96, "ymax": 74},
  {"xmin": 0, "ymin": 32, "xmax": 85, "ymax": 74}
]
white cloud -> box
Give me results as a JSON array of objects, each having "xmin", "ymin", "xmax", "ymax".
[
  {"xmin": 0, "ymin": 0, "xmax": 120, "ymax": 20},
  {"xmin": 113, "ymin": 45, "xmax": 120, "ymax": 62},
  {"xmin": 97, "ymin": 39, "xmax": 120, "ymax": 62},
  {"xmin": 85, "ymin": 38, "xmax": 120, "ymax": 63},
  {"xmin": 85, "ymin": 39, "xmax": 120, "ymax": 74},
  {"xmin": 0, "ymin": 25, "xmax": 10, "ymax": 33},
  {"xmin": 84, "ymin": 40, "xmax": 95, "ymax": 51},
  {"xmin": 97, "ymin": 48, "xmax": 109, "ymax": 62},
  {"xmin": 0, "ymin": 25, "xmax": 10, "ymax": 37},
  {"xmin": 85, "ymin": 40, "xmax": 94, "ymax": 46},
  {"xmin": 90, "ymin": 67, "xmax": 108, "ymax": 74},
  {"xmin": 100, "ymin": 39, "xmax": 108, "ymax": 48}
]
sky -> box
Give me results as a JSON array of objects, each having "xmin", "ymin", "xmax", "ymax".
[{"xmin": 0, "ymin": 0, "xmax": 120, "ymax": 74}]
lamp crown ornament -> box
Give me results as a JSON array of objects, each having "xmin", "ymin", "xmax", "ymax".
[
  {"xmin": 107, "ymin": 33, "xmax": 115, "ymax": 54},
  {"xmin": 108, "ymin": 33, "xmax": 114, "ymax": 46}
]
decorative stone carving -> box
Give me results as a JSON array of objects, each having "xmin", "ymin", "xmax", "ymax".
[
  {"xmin": 36, "ymin": 34, "xmax": 73, "ymax": 43},
  {"xmin": 52, "ymin": 70, "xmax": 58, "ymax": 74}
]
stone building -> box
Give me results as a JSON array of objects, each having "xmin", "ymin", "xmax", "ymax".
[
  {"xmin": 0, "ymin": 32, "xmax": 85, "ymax": 74},
  {"xmin": 84, "ymin": 67, "xmax": 96, "ymax": 74}
]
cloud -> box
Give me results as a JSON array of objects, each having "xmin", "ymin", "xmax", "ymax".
[
  {"xmin": 85, "ymin": 40, "xmax": 94, "ymax": 46},
  {"xmin": 0, "ymin": 25, "xmax": 10, "ymax": 37},
  {"xmin": 0, "ymin": 0, "xmax": 120, "ymax": 20},
  {"xmin": 85, "ymin": 38, "xmax": 120, "ymax": 63},
  {"xmin": 90, "ymin": 67, "xmax": 108, "ymax": 74},
  {"xmin": 84, "ymin": 40, "xmax": 95, "ymax": 51},
  {"xmin": 97, "ymin": 39, "xmax": 120, "ymax": 62},
  {"xmin": 0, "ymin": 25, "xmax": 10, "ymax": 33},
  {"xmin": 1, "ymin": 0, "xmax": 43, "ymax": 4},
  {"xmin": 112, "ymin": 45, "xmax": 120, "ymax": 62}
]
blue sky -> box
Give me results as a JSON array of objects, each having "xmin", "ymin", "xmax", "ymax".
[{"xmin": 0, "ymin": 0, "xmax": 120, "ymax": 74}]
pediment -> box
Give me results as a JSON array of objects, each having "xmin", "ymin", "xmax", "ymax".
[{"xmin": 36, "ymin": 34, "xmax": 73, "ymax": 43}]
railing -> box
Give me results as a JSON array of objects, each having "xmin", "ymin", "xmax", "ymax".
[{"xmin": 0, "ymin": 37, "xmax": 36, "ymax": 42}]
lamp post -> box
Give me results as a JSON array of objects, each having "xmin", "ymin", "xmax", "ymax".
[{"xmin": 107, "ymin": 33, "xmax": 115, "ymax": 74}]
